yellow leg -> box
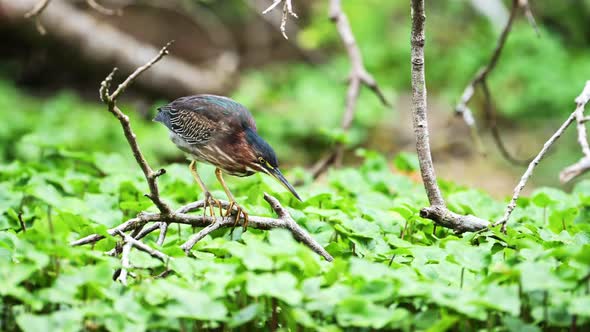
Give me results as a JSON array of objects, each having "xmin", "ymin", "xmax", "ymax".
[
  {"xmin": 215, "ymin": 168, "xmax": 249, "ymax": 231},
  {"xmin": 189, "ymin": 161, "xmax": 222, "ymax": 218}
]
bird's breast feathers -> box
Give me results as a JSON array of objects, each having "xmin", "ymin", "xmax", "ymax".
[{"xmin": 170, "ymin": 132, "xmax": 254, "ymax": 177}]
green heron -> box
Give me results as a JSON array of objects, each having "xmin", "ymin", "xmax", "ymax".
[{"xmin": 154, "ymin": 95, "xmax": 301, "ymax": 230}]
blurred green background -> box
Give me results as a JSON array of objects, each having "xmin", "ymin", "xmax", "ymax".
[{"xmin": 1, "ymin": 0, "xmax": 590, "ymax": 195}]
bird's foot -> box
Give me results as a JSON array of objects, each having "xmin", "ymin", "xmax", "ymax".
[
  {"xmin": 226, "ymin": 201, "xmax": 249, "ymax": 235},
  {"xmin": 203, "ymin": 192, "xmax": 223, "ymax": 220}
]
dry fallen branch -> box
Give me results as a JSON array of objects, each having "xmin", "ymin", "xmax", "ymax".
[
  {"xmin": 23, "ymin": 0, "xmax": 121, "ymax": 34},
  {"xmin": 71, "ymin": 43, "xmax": 333, "ymax": 277},
  {"xmin": 262, "ymin": 0, "xmax": 298, "ymax": 39},
  {"xmin": 410, "ymin": 0, "xmax": 490, "ymax": 233},
  {"xmin": 456, "ymin": 0, "xmax": 536, "ymax": 165},
  {"xmin": 495, "ymin": 81, "xmax": 590, "ymax": 232},
  {"xmin": 1, "ymin": 0, "xmax": 237, "ymax": 96},
  {"xmin": 310, "ymin": 0, "xmax": 389, "ymax": 179},
  {"xmin": 560, "ymin": 81, "xmax": 590, "ymax": 183}
]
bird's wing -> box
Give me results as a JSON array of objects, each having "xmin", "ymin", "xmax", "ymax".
[
  {"xmin": 190, "ymin": 95, "xmax": 257, "ymax": 131},
  {"xmin": 155, "ymin": 95, "xmax": 257, "ymax": 145},
  {"xmin": 160, "ymin": 107, "xmax": 219, "ymax": 145}
]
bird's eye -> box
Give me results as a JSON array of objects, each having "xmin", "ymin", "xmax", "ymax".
[{"xmin": 258, "ymin": 157, "xmax": 265, "ymax": 164}]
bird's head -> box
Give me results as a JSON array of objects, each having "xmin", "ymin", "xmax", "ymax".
[{"xmin": 244, "ymin": 128, "xmax": 301, "ymax": 201}]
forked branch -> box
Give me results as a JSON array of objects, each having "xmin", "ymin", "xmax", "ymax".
[
  {"xmin": 410, "ymin": 0, "xmax": 490, "ymax": 233},
  {"xmin": 311, "ymin": 0, "xmax": 389, "ymax": 179},
  {"xmin": 262, "ymin": 0, "xmax": 298, "ymax": 39},
  {"xmin": 72, "ymin": 197, "xmax": 334, "ymax": 262},
  {"xmin": 494, "ymin": 81, "xmax": 590, "ymax": 231},
  {"xmin": 98, "ymin": 41, "xmax": 175, "ymax": 215},
  {"xmin": 24, "ymin": 0, "xmax": 121, "ymax": 34},
  {"xmin": 456, "ymin": 0, "xmax": 537, "ymax": 165},
  {"xmin": 559, "ymin": 81, "xmax": 590, "ymax": 183}
]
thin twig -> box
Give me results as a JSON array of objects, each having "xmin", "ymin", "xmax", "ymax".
[
  {"xmin": 560, "ymin": 157, "xmax": 590, "ymax": 184},
  {"xmin": 24, "ymin": 0, "xmax": 51, "ymax": 34},
  {"xmin": 574, "ymin": 93, "xmax": 590, "ymax": 158},
  {"xmin": 86, "ymin": 0, "xmax": 122, "ymax": 16},
  {"xmin": 157, "ymin": 223, "xmax": 168, "ymax": 246},
  {"xmin": 117, "ymin": 241, "xmax": 132, "ymax": 285},
  {"xmin": 519, "ymin": 0, "xmax": 540, "ymax": 36},
  {"xmin": 180, "ymin": 194, "xmax": 333, "ymax": 261},
  {"xmin": 456, "ymin": 0, "xmax": 535, "ymax": 165},
  {"xmin": 18, "ymin": 211, "xmax": 26, "ymax": 233},
  {"xmin": 70, "ymin": 215, "xmax": 155, "ymax": 246},
  {"xmin": 559, "ymin": 81, "xmax": 590, "ymax": 183},
  {"xmin": 262, "ymin": 0, "xmax": 298, "ymax": 39},
  {"xmin": 24, "ymin": 0, "xmax": 51, "ymax": 18},
  {"xmin": 181, "ymin": 222, "xmax": 223, "ymax": 252},
  {"xmin": 116, "ymin": 230, "xmax": 170, "ymax": 263},
  {"xmin": 481, "ymin": 81, "xmax": 531, "ymax": 165},
  {"xmin": 495, "ymin": 81, "xmax": 590, "ymax": 231},
  {"xmin": 24, "ymin": 0, "xmax": 122, "ymax": 34},
  {"xmin": 99, "ymin": 41, "xmax": 174, "ymax": 215},
  {"xmin": 132, "ymin": 222, "xmax": 163, "ymax": 241},
  {"xmin": 310, "ymin": 0, "xmax": 389, "ymax": 179},
  {"xmin": 108, "ymin": 40, "xmax": 174, "ymax": 101}
]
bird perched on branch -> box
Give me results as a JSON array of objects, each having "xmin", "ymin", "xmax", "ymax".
[{"xmin": 154, "ymin": 95, "xmax": 301, "ymax": 230}]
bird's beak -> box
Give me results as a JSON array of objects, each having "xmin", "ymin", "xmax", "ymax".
[{"xmin": 270, "ymin": 168, "xmax": 301, "ymax": 201}]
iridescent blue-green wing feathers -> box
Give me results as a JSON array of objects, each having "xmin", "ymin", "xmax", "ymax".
[{"xmin": 154, "ymin": 95, "xmax": 256, "ymax": 145}]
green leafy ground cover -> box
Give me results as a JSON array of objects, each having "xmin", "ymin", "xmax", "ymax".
[{"xmin": 1, "ymin": 134, "xmax": 590, "ymax": 331}]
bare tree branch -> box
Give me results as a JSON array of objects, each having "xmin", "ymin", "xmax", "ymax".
[
  {"xmin": 420, "ymin": 206, "xmax": 490, "ymax": 233},
  {"xmin": 262, "ymin": 0, "xmax": 298, "ymax": 39},
  {"xmin": 73, "ymin": 197, "xmax": 334, "ymax": 262},
  {"xmin": 559, "ymin": 81, "xmax": 590, "ymax": 183},
  {"xmin": 180, "ymin": 194, "xmax": 333, "ymax": 261},
  {"xmin": 456, "ymin": 0, "xmax": 535, "ymax": 165},
  {"xmin": 156, "ymin": 223, "xmax": 168, "ymax": 246},
  {"xmin": 115, "ymin": 230, "xmax": 170, "ymax": 263},
  {"xmin": 116, "ymin": 241, "xmax": 132, "ymax": 285},
  {"xmin": 560, "ymin": 157, "xmax": 590, "ymax": 184},
  {"xmin": 481, "ymin": 81, "xmax": 531, "ymax": 165},
  {"xmin": 495, "ymin": 81, "xmax": 590, "ymax": 231},
  {"xmin": 519, "ymin": 0, "xmax": 540, "ymax": 36},
  {"xmin": 24, "ymin": 0, "xmax": 51, "ymax": 18},
  {"xmin": 86, "ymin": 0, "xmax": 121, "ymax": 16},
  {"xmin": 310, "ymin": 0, "xmax": 389, "ymax": 179},
  {"xmin": 410, "ymin": 0, "xmax": 490, "ymax": 233},
  {"xmin": 99, "ymin": 42, "xmax": 174, "ymax": 215}
]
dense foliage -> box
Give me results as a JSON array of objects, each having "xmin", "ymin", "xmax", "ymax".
[{"xmin": 1, "ymin": 91, "xmax": 589, "ymax": 329}]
